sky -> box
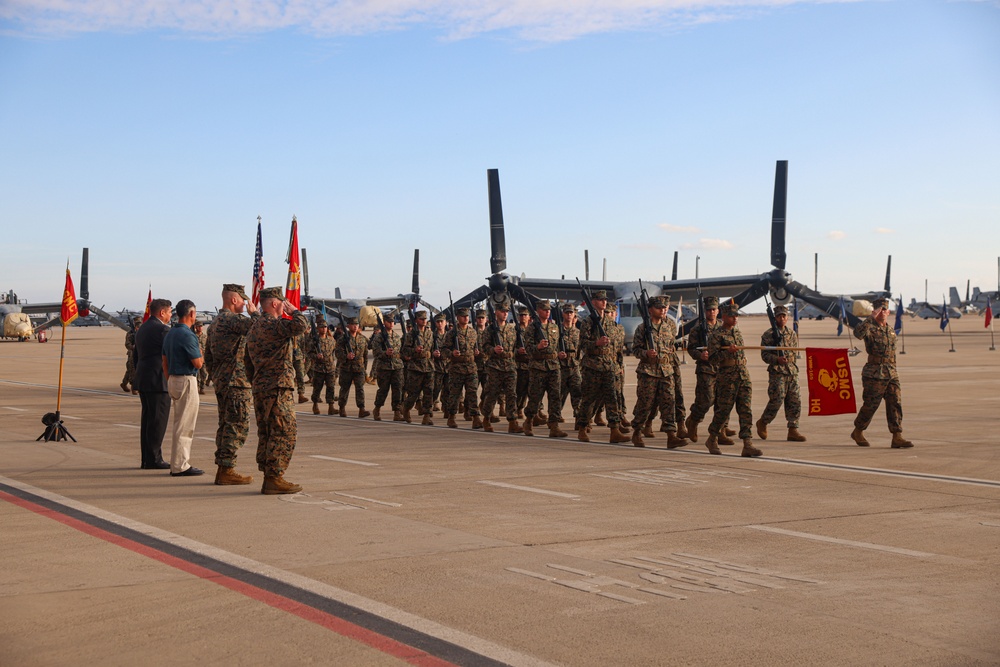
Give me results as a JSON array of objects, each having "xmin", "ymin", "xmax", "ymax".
[{"xmin": 1, "ymin": 0, "xmax": 998, "ymax": 314}]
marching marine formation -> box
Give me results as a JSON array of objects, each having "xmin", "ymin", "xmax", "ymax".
[
  {"xmin": 520, "ymin": 300, "xmax": 566, "ymax": 438},
  {"xmin": 480, "ymin": 303, "xmax": 522, "ymax": 433},
  {"xmin": 629, "ymin": 295, "xmax": 688, "ymax": 449},
  {"xmin": 371, "ymin": 314, "xmax": 404, "ymax": 421},
  {"xmin": 756, "ymin": 304, "xmax": 806, "ymax": 442},
  {"xmin": 574, "ymin": 290, "xmax": 629, "ymax": 444},
  {"xmin": 401, "ymin": 311, "xmax": 436, "ymax": 425},
  {"xmin": 705, "ymin": 302, "xmax": 763, "ymax": 458},
  {"xmin": 442, "ymin": 307, "xmax": 483, "ymax": 429}
]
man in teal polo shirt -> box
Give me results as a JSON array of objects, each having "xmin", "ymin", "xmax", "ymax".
[{"xmin": 162, "ymin": 299, "xmax": 205, "ymax": 476}]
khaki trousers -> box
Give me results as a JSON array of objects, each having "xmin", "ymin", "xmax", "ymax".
[{"xmin": 167, "ymin": 375, "xmax": 200, "ymax": 474}]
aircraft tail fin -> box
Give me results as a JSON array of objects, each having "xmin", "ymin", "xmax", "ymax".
[{"xmin": 949, "ymin": 286, "xmax": 961, "ymax": 307}]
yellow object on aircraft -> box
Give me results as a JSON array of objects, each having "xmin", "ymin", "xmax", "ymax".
[
  {"xmin": 357, "ymin": 305, "xmax": 383, "ymax": 330},
  {"xmin": 3, "ymin": 313, "xmax": 33, "ymax": 341}
]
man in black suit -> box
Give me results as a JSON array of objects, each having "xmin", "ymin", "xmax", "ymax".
[{"xmin": 134, "ymin": 298, "xmax": 173, "ymax": 469}]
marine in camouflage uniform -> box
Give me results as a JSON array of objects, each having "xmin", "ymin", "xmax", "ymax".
[
  {"xmin": 430, "ymin": 314, "xmax": 450, "ymax": 413},
  {"xmin": 193, "ymin": 321, "xmax": 209, "ymax": 394},
  {"xmin": 684, "ymin": 296, "xmax": 727, "ymax": 442},
  {"xmin": 851, "ymin": 297, "xmax": 913, "ymax": 449},
  {"xmin": 307, "ymin": 319, "xmax": 337, "ymax": 414},
  {"xmin": 335, "ymin": 317, "xmax": 370, "ymax": 418},
  {"xmin": 120, "ymin": 316, "xmax": 140, "ymax": 393},
  {"xmin": 558, "ymin": 304, "xmax": 582, "ymax": 418},
  {"xmin": 246, "ymin": 286, "xmax": 309, "ymax": 493},
  {"xmin": 520, "ymin": 300, "xmax": 566, "ymax": 437},
  {"xmin": 474, "ymin": 310, "xmax": 489, "ymax": 411},
  {"xmin": 480, "ymin": 304, "xmax": 522, "ymax": 433},
  {"xmin": 630, "ymin": 296, "xmax": 687, "ymax": 448},
  {"xmin": 292, "ymin": 331, "xmax": 309, "ymax": 403},
  {"xmin": 705, "ymin": 302, "xmax": 762, "ymax": 458},
  {"xmin": 204, "ymin": 284, "xmax": 260, "ymax": 485},
  {"xmin": 574, "ymin": 290, "xmax": 629, "ymax": 444},
  {"xmin": 401, "ymin": 311, "xmax": 436, "ymax": 424},
  {"xmin": 756, "ymin": 305, "xmax": 806, "ymax": 442},
  {"xmin": 514, "ymin": 308, "xmax": 532, "ymax": 419},
  {"xmin": 371, "ymin": 317, "xmax": 404, "ymax": 421},
  {"xmin": 443, "ymin": 307, "xmax": 482, "ymax": 429}
]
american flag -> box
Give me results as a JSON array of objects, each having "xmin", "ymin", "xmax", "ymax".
[{"xmin": 252, "ymin": 217, "xmax": 264, "ymax": 306}]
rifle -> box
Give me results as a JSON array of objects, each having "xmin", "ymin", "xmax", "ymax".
[
  {"xmin": 552, "ymin": 303, "xmax": 568, "ymax": 355},
  {"xmin": 448, "ymin": 292, "xmax": 460, "ymax": 352},
  {"xmin": 375, "ymin": 310, "xmax": 392, "ymax": 352},
  {"xmin": 635, "ymin": 280, "xmax": 655, "ymax": 352},
  {"xmin": 696, "ymin": 283, "xmax": 708, "ymax": 351},
  {"xmin": 764, "ymin": 297, "xmax": 786, "ymax": 359},
  {"xmin": 575, "ymin": 278, "xmax": 607, "ymax": 339},
  {"xmin": 486, "ymin": 299, "xmax": 502, "ymax": 350},
  {"xmin": 334, "ymin": 309, "xmax": 354, "ymax": 355}
]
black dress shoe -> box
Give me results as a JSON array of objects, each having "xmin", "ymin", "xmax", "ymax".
[
  {"xmin": 141, "ymin": 461, "xmax": 171, "ymax": 470},
  {"xmin": 170, "ymin": 466, "xmax": 205, "ymax": 477}
]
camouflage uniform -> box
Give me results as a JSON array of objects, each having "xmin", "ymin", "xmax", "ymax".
[
  {"xmin": 514, "ymin": 316, "xmax": 531, "ymax": 416},
  {"xmin": 431, "ymin": 317, "xmax": 450, "ymax": 410},
  {"xmin": 481, "ymin": 321, "xmax": 519, "ymax": 423},
  {"xmin": 687, "ymin": 317, "xmax": 723, "ymax": 424},
  {"xmin": 246, "ymin": 305, "xmax": 308, "ymax": 477},
  {"xmin": 443, "ymin": 320, "xmax": 481, "ymax": 418},
  {"xmin": 336, "ymin": 328, "xmax": 370, "ymax": 409},
  {"xmin": 194, "ymin": 325, "xmax": 209, "ymax": 392},
  {"xmin": 401, "ymin": 322, "xmax": 435, "ymax": 416},
  {"xmin": 205, "ymin": 309, "xmax": 259, "ymax": 468},
  {"xmin": 121, "ymin": 324, "xmax": 138, "ymax": 390},
  {"xmin": 558, "ymin": 314, "xmax": 582, "ymax": 416},
  {"xmin": 292, "ymin": 332, "xmax": 308, "ymax": 396},
  {"xmin": 707, "ymin": 322, "xmax": 752, "ymax": 439},
  {"xmin": 760, "ymin": 323, "xmax": 802, "ymax": 429},
  {"xmin": 631, "ymin": 317, "xmax": 679, "ymax": 432},
  {"xmin": 575, "ymin": 310, "xmax": 626, "ymax": 429},
  {"xmin": 670, "ymin": 355, "xmax": 686, "ymax": 426},
  {"xmin": 522, "ymin": 313, "xmax": 563, "ymax": 425},
  {"xmin": 853, "ymin": 313, "xmax": 903, "ymax": 433},
  {"xmin": 308, "ymin": 330, "xmax": 337, "ymax": 406},
  {"xmin": 371, "ymin": 327, "xmax": 404, "ymax": 412}
]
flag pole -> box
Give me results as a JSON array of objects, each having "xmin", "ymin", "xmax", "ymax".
[{"xmin": 38, "ymin": 260, "xmax": 77, "ymax": 442}]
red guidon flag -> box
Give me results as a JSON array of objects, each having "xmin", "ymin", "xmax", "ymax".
[
  {"xmin": 142, "ymin": 289, "xmax": 152, "ymax": 323},
  {"xmin": 805, "ymin": 347, "xmax": 857, "ymax": 416},
  {"xmin": 60, "ymin": 265, "xmax": 79, "ymax": 326},
  {"xmin": 284, "ymin": 216, "xmax": 301, "ymax": 311}
]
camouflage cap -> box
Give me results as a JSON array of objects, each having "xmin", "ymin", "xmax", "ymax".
[
  {"xmin": 648, "ymin": 296, "xmax": 668, "ymax": 308},
  {"xmin": 535, "ymin": 299, "xmax": 551, "ymax": 310},
  {"xmin": 132, "ymin": 316, "xmax": 142, "ymax": 323},
  {"xmin": 315, "ymin": 318, "xmax": 328, "ymax": 328},
  {"xmin": 434, "ymin": 313, "xmax": 447, "ymax": 322},
  {"xmin": 561, "ymin": 304, "xmax": 576, "ymax": 313},
  {"xmin": 703, "ymin": 296, "xmax": 720, "ymax": 308},
  {"xmin": 592, "ymin": 290, "xmax": 609, "ymax": 300},
  {"xmin": 773, "ymin": 305, "xmax": 789, "ymax": 316},
  {"xmin": 415, "ymin": 310, "xmax": 428, "ymax": 320},
  {"xmin": 192, "ymin": 320, "xmax": 203, "ymax": 328},
  {"xmin": 720, "ymin": 302, "xmax": 740, "ymax": 316},
  {"xmin": 517, "ymin": 307, "xmax": 530, "ymax": 315},
  {"xmin": 494, "ymin": 303, "xmax": 510, "ymax": 312},
  {"xmin": 475, "ymin": 309, "xmax": 487, "ymax": 318},
  {"xmin": 259, "ymin": 287, "xmax": 285, "ymax": 302},
  {"xmin": 456, "ymin": 307, "xmax": 470, "ymax": 317},
  {"xmin": 872, "ymin": 297, "xmax": 890, "ymax": 309},
  {"xmin": 345, "ymin": 316, "xmax": 359, "ymax": 325},
  {"xmin": 223, "ymin": 283, "xmax": 250, "ymax": 300}
]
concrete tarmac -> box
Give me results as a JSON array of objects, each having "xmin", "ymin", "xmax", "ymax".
[{"xmin": 1, "ymin": 315, "xmax": 998, "ymax": 666}]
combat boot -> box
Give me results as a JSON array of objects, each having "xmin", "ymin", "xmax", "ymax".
[
  {"xmin": 741, "ymin": 439, "xmax": 763, "ymax": 458},
  {"xmin": 522, "ymin": 419, "xmax": 534, "ymax": 437},
  {"xmin": 685, "ymin": 416, "xmax": 699, "ymax": 442},
  {"xmin": 851, "ymin": 428, "xmax": 870, "ymax": 447},
  {"xmin": 787, "ymin": 427, "xmax": 806, "ymax": 442},
  {"xmin": 891, "ymin": 432, "xmax": 914, "ymax": 449},
  {"xmin": 393, "ymin": 409, "xmax": 404, "ymax": 422},
  {"xmin": 483, "ymin": 419, "xmax": 494, "ymax": 433},
  {"xmin": 422, "ymin": 413, "xmax": 434, "ymax": 426},
  {"xmin": 508, "ymin": 420, "xmax": 523, "ymax": 434},
  {"xmin": 725, "ymin": 427, "xmax": 736, "ymax": 436},
  {"xmin": 548, "ymin": 423, "xmax": 567, "ymax": 438},
  {"xmin": 261, "ymin": 475, "xmax": 302, "ymax": 495},
  {"xmin": 215, "ymin": 466, "xmax": 253, "ymax": 486},
  {"xmin": 517, "ymin": 409, "xmax": 525, "ymax": 419},
  {"xmin": 312, "ymin": 402, "xmax": 320, "ymax": 415},
  {"xmin": 675, "ymin": 421, "xmax": 688, "ymax": 440},
  {"xmin": 464, "ymin": 408, "xmax": 471, "ymax": 422},
  {"xmin": 705, "ymin": 434, "xmax": 721, "ymax": 455},
  {"xmin": 642, "ymin": 421, "xmax": 655, "ymax": 438},
  {"xmin": 532, "ymin": 413, "xmax": 546, "ymax": 427},
  {"xmin": 659, "ymin": 421, "xmax": 670, "ymax": 433},
  {"xmin": 327, "ymin": 404, "xmax": 335, "ymax": 415},
  {"xmin": 756, "ymin": 418, "xmax": 768, "ymax": 440},
  {"xmin": 338, "ymin": 404, "xmax": 347, "ymax": 418},
  {"xmin": 447, "ymin": 414, "xmax": 458, "ymax": 429},
  {"xmin": 631, "ymin": 429, "xmax": 645, "ymax": 448},
  {"xmin": 594, "ymin": 411, "xmax": 607, "ymax": 427},
  {"xmin": 372, "ymin": 407, "xmax": 381, "ymax": 421},
  {"xmin": 718, "ymin": 431, "xmax": 735, "ymax": 446},
  {"xmin": 298, "ymin": 393, "xmax": 309, "ymax": 404},
  {"xmin": 403, "ymin": 408, "xmax": 412, "ymax": 423},
  {"xmin": 490, "ymin": 414, "xmax": 500, "ymax": 423},
  {"xmin": 577, "ymin": 426, "xmax": 590, "ymax": 443},
  {"xmin": 358, "ymin": 407, "xmax": 370, "ymax": 419},
  {"xmin": 120, "ymin": 381, "xmax": 130, "ymax": 393},
  {"xmin": 538, "ymin": 410, "xmax": 548, "ymax": 422},
  {"xmin": 667, "ymin": 432, "xmax": 688, "ymax": 449},
  {"xmin": 472, "ymin": 415, "xmax": 484, "ymax": 430},
  {"xmin": 618, "ymin": 422, "xmax": 631, "ymax": 435},
  {"xmin": 610, "ymin": 426, "xmax": 630, "ymax": 444}
]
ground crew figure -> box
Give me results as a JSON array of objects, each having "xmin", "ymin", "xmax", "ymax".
[
  {"xmin": 757, "ymin": 305, "xmax": 806, "ymax": 442},
  {"xmin": 574, "ymin": 290, "xmax": 629, "ymax": 444},
  {"xmin": 630, "ymin": 296, "xmax": 688, "ymax": 449},
  {"xmin": 335, "ymin": 316, "xmax": 370, "ymax": 418},
  {"xmin": 308, "ymin": 319, "xmax": 337, "ymax": 415},
  {"xmin": 705, "ymin": 302, "xmax": 762, "ymax": 458},
  {"xmin": 204, "ymin": 284, "xmax": 258, "ymax": 486},
  {"xmin": 558, "ymin": 304, "xmax": 582, "ymax": 420},
  {"xmin": 514, "ymin": 307, "xmax": 532, "ymax": 419},
  {"xmin": 120, "ymin": 316, "xmax": 140, "ymax": 393},
  {"xmin": 193, "ymin": 320, "xmax": 209, "ymax": 395},
  {"xmin": 481, "ymin": 304, "xmax": 521, "ymax": 433},
  {"xmin": 292, "ymin": 330, "xmax": 309, "ymax": 403},
  {"xmin": 443, "ymin": 307, "xmax": 483, "ymax": 429},
  {"xmin": 371, "ymin": 316, "xmax": 404, "ymax": 421},
  {"xmin": 246, "ymin": 286, "xmax": 309, "ymax": 494},
  {"xmin": 851, "ymin": 297, "xmax": 913, "ymax": 449},
  {"xmin": 519, "ymin": 300, "xmax": 566, "ymax": 438},
  {"xmin": 401, "ymin": 311, "xmax": 435, "ymax": 424},
  {"xmin": 431, "ymin": 314, "xmax": 449, "ymax": 413}
]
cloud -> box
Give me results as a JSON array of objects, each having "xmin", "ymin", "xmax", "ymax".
[
  {"xmin": 680, "ymin": 238, "xmax": 734, "ymax": 250},
  {"xmin": 658, "ymin": 223, "xmax": 700, "ymax": 234},
  {"xmin": 0, "ymin": 1, "xmax": 858, "ymax": 41},
  {"xmin": 828, "ymin": 230, "xmax": 846, "ymax": 240},
  {"xmin": 874, "ymin": 227, "xmax": 894, "ymax": 234}
]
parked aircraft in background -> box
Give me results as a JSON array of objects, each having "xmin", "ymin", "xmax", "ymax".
[
  {"xmin": 906, "ymin": 298, "xmax": 962, "ymax": 320},
  {"xmin": 794, "ymin": 254, "xmax": 893, "ymax": 322}
]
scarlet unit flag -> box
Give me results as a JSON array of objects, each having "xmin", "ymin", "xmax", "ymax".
[
  {"xmin": 986, "ymin": 297, "xmax": 993, "ymax": 329},
  {"xmin": 805, "ymin": 347, "xmax": 857, "ymax": 416},
  {"xmin": 284, "ymin": 216, "xmax": 301, "ymax": 310},
  {"xmin": 60, "ymin": 264, "xmax": 79, "ymax": 326},
  {"xmin": 252, "ymin": 217, "xmax": 265, "ymax": 306},
  {"xmin": 142, "ymin": 289, "xmax": 152, "ymax": 323}
]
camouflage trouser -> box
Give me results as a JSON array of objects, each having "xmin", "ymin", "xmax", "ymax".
[
  {"xmin": 446, "ymin": 370, "xmax": 480, "ymax": 417},
  {"xmin": 632, "ymin": 373, "xmax": 676, "ymax": 432},
  {"xmin": 198, "ymin": 366, "xmax": 209, "ymax": 391},
  {"xmin": 688, "ymin": 371, "xmax": 717, "ymax": 423},
  {"xmin": 294, "ymin": 356, "xmax": 306, "ymax": 394},
  {"xmin": 559, "ymin": 364, "xmax": 582, "ymax": 415},
  {"xmin": 760, "ymin": 374, "xmax": 801, "ymax": 429},
  {"xmin": 525, "ymin": 368, "xmax": 562, "ymax": 424},
  {"xmin": 482, "ymin": 368, "xmax": 518, "ymax": 422},
  {"xmin": 671, "ymin": 362, "xmax": 686, "ymax": 424},
  {"xmin": 338, "ymin": 369, "xmax": 366, "ymax": 408},
  {"xmin": 122, "ymin": 357, "xmax": 135, "ymax": 387},
  {"xmin": 434, "ymin": 371, "xmax": 450, "ymax": 409},
  {"xmin": 576, "ymin": 367, "xmax": 622, "ymax": 429},
  {"xmin": 311, "ymin": 371, "xmax": 336, "ymax": 404},
  {"xmin": 854, "ymin": 376, "xmax": 902, "ymax": 433},
  {"xmin": 403, "ymin": 370, "xmax": 434, "ymax": 414},
  {"xmin": 515, "ymin": 367, "xmax": 530, "ymax": 413},
  {"xmin": 709, "ymin": 368, "xmax": 752, "ymax": 439},
  {"xmin": 215, "ymin": 385, "xmax": 251, "ymax": 467},
  {"xmin": 253, "ymin": 389, "xmax": 297, "ymax": 477},
  {"xmin": 375, "ymin": 367, "xmax": 404, "ymax": 410}
]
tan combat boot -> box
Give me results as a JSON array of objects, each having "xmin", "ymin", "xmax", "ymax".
[
  {"xmin": 577, "ymin": 426, "xmax": 590, "ymax": 443},
  {"xmin": 718, "ymin": 431, "xmax": 735, "ymax": 446},
  {"xmin": 548, "ymin": 423, "xmax": 568, "ymax": 438},
  {"xmin": 675, "ymin": 421, "xmax": 688, "ymax": 439},
  {"xmin": 851, "ymin": 428, "xmax": 870, "ymax": 447},
  {"xmin": 618, "ymin": 422, "xmax": 631, "ymax": 435},
  {"xmin": 725, "ymin": 427, "xmax": 737, "ymax": 437},
  {"xmin": 508, "ymin": 420, "xmax": 523, "ymax": 434},
  {"xmin": 372, "ymin": 407, "xmax": 381, "ymax": 421},
  {"xmin": 422, "ymin": 413, "xmax": 434, "ymax": 426},
  {"xmin": 483, "ymin": 419, "xmax": 494, "ymax": 433},
  {"xmin": 338, "ymin": 404, "xmax": 347, "ymax": 418},
  {"xmin": 705, "ymin": 434, "xmax": 721, "ymax": 455},
  {"xmin": 358, "ymin": 407, "xmax": 370, "ymax": 419},
  {"xmin": 741, "ymin": 439, "xmax": 763, "ymax": 458},
  {"xmin": 312, "ymin": 402, "xmax": 320, "ymax": 415},
  {"xmin": 631, "ymin": 429, "xmax": 645, "ymax": 448},
  {"xmin": 403, "ymin": 408, "xmax": 412, "ymax": 423},
  {"xmin": 538, "ymin": 410, "xmax": 548, "ymax": 422},
  {"xmin": 393, "ymin": 410, "xmax": 404, "ymax": 422},
  {"xmin": 787, "ymin": 427, "xmax": 806, "ymax": 442},
  {"xmin": 685, "ymin": 416, "xmax": 698, "ymax": 442},
  {"xmin": 532, "ymin": 413, "xmax": 546, "ymax": 427},
  {"xmin": 891, "ymin": 432, "xmax": 914, "ymax": 448},
  {"xmin": 261, "ymin": 475, "xmax": 303, "ymax": 495},
  {"xmin": 328, "ymin": 404, "xmax": 336, "ymax": 415},
  {"xmin": 667, "ymin": 432, "xmax": 688, "ymax": 449},
  {"xmin": 610, "ymin": 426, "xmax": 630, "ymax": 444},
  {"xmin": 215, "ymin": 466, "xmax": 253, "ymax": 486},
  {"xmin": 463, "ymin": 408, "xmax": 471, "ymax": 422},
  {"xmin": 447, "ymin": 414, "xmax": 458, "ymax": 429},
  {"xmin": 298, "ymin": 393, "xmax": 309, "ymax": 404},
  {"xmin": 522, "ymin": 419, "xmax": 534, "ymax": 437},
  {"xmin": 517, "ymin": 408, "xmax": 525, "ymax": 419},
  {"xmin": 472, "ymin": 415, "xmax": 484, "ymax": 430},
  {"xmin": 642, "ymin": 421, "xmax": 655, "ymax": 438},
  {"xmin": 756, "ymin": 418, "xmax": 768, "ymax": 440},
  {"xmin": 594, "ymin": 410, "xmax": 607, "ymax": 427}
]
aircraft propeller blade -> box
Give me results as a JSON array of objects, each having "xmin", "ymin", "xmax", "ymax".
[
  {"xmin": 412, "ymin": 249, "xmax": 420, "ymax": 295},
  {"xmin": 487, "ymin": 169, "xmax": 507, "ymax": 275},
  {"xmin": 884, "ymin": 255, "xmax": 891, "ymax": 293},
  {"xmin": 770, "ymin": 160, "xmax": 788, "ymax": 271},
  {"xmin": 80, "ymin": 248, "xmax": 90, "ymax": 302},
  {"xmin": 729, "ymin": 278, "xmax": 773, "ymax": 310},
  {"xmin": 88, "ymin": 304, "xmax": 129, "ymax": 331},
  {"xmin": 783, "ymin": 280, "xmax": 862, "ymax": 328},
  {"xmin": 447, "ymin": 284, "xmax": 492, "ymax": 316},
  {"xmin": 671, "ymin": 251, "xmax": 678, "ymax": 281}
]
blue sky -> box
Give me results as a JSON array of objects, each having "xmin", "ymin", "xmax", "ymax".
[{"xmin": 1, "ymin": 0, "xmax": 998, "ymax": 313}]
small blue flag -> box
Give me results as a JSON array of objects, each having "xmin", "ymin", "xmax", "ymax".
[
  {"xmin": 894, "ymin": 295, "xmax": 903, "ymax": 334},
  {"xmin": 940, "ymin": 299, "xmax": 949, "ymax": 332}
]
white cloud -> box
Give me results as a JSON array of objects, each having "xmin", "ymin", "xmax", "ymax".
[
  {"xmin": 828, "ymin": 230, "xmax": 846, "ymax": 240},
  {"xmin": 874, "ymin": 227, "xmax": 894, "ymax": 234},
  {"xmin": 0, "ymin": 1, "xmax": 864, "ymax": 41},
  {"xmin": 680, "ymin": 238, "xmax": 734, "ymax": 250},
  {"xmin": 658, "ymin": 222, "xmax": 700, "ymax": 234}
]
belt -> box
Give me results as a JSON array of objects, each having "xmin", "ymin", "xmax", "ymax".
[
  {"xmin": 718, "ymin": 361, "xmax": 743, "ymax": 368},
  {"xmin": 868, "ymin": 356, "xmax": 889, "ymax": 364},
  {"xmin": 534, "ymin": 353, "xmax": 558, "ymax": 360}
]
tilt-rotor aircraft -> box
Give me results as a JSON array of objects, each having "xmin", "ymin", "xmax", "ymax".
[
  {"xmin": 795, "ymin": 255, "xmax": 893, "ymax": 321},
  {"xmin": 445, "ymin": 162, "xmax": 867, "ymax": 331}
]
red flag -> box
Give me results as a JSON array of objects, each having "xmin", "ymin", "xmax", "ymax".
[
  {"xmin": 284, "ymin": 216, "xmax": 301, "ymax": 310},
  {"xmin": 805, "ymin": 347, "xmax": 857, "ymax": 416},
  {"xmin": 141, "ymin": 289, "xmax": 152, "ymax": 323},
  {"xmin": 986, "ymin": 297, "xmax": 993, "ymax": 329},
  {"xmin": 60, "ymin": 265, "xmax": 79, "ymax": 326},
  {"xmin": 252, "ymin": 217, "xmax": 265, "ymax": 307}
]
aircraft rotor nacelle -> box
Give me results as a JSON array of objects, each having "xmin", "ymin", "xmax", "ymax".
[{"xmin": 78, "ymin": 300, "xmax": 91, "ymax": 318}]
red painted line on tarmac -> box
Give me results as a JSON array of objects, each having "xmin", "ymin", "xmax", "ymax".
[{"xmin": 0, "ymin": 489, "xmax": 458, "ymax": 667}]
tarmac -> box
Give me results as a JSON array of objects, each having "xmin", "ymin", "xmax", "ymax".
[{"xmin": 1, "ymin": 315, "xmax": 998, "ymax": 666}]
